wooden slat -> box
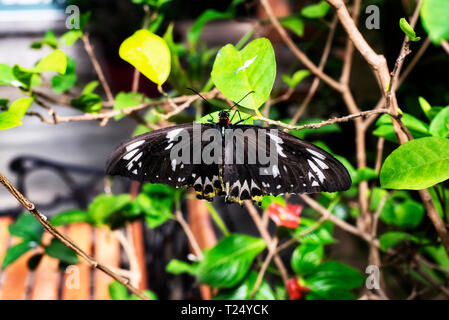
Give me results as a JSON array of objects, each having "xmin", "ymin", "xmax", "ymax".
[
  {"xmin": 29, "ymin": 232, "xmax": 60, "ymax": 300},
  {"xmin": 129, "ymin": 221, "xmax": 147, "ymax": 290},
  {"xmin": 0, "ymin": 237, "xmax": 34, "ymax": 300},
  {"xmin": 0, "ymin": 217, "xmax": 12, "ymax": 264},
  {"xmin": 93, "ymin": 227, "xmax": 120, "ymax": 300},
  {"xmin": 61, "ymin": 223, "xmax": 92, "ymax": 300}
]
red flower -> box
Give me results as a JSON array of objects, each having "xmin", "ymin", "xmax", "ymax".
[
  {"xmin": 287, "ymin": 277, "xmax": 310, "ymax": 300},
  {"xmin": 267, "ymin": 202, "xmax": 302, "ymax": 228}
]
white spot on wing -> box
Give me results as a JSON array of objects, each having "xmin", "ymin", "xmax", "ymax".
[
  {"xmin": 307, "ymin": 148, "xmax": 325, "ymax": 160},
  {"xmin": 267, "ymin": 132, "xmax": 286, "ymax": 157},
  {"xmin": 165, "ymin": 143, "xmax": 173, "ymax": 150},
  {"xmin": 272, "ymin": 164, "xmax": 280, "ymax": 178},
  {"xmin": 313, "ymin": 157, "xmax": 329, "ymax": 170},
  {"xmin": 126, "ymin": 140, "xmax": 144, "ymax": 151},
  {"xmin": 123, "ymin": 149, "xmax": 138, "ymax": 160},
  {"xmin": 166, "ymin": 128, "xmax": 185, "ymax": 142},
  {"xmin": 171, "ymin": 159, "xmax": 177, "ymax": 171},
  {"xmin": 308, "ymin": 160, "xmax": 325, "ymax": 183}
]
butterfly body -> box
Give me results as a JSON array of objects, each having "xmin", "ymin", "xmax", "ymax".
[{"xmin": 106, "ymin": 112, "xmax": 351, "ymax": 205}]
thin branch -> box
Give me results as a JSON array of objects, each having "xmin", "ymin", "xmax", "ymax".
[
  {"xmin": 0, "ymin": 172, "xmax": 150, "ymax": 300},
  {"xmin": 250, "ymin": 236, "xmax": 279, "ymax": 299},
  {"xmin": 175, "ymin": 209, "xmax": 204, "ymax": 260},
  {"xmin": 259, "ymin": 0, "xmax": 342, "ymax": 92},
  {"xmin": 441, "ymin": 40, "xmax": 449, "ymax": 55},
  {"xmin": 244, "ymin": 201, "xmax": 289, "ymax": 288},
  {"xmin": 82, "ymin": 33, "xmax": 114, "ymax": 105}
]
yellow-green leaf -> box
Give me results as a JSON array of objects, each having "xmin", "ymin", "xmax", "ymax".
[
  {"xmin": 119, "ymin": 29, "xmax": 171, "ymax": 85},
  {"xmin": 34, "ymin": 49, "xmax": 67, "ymax": 74},
  {"xmin": 8, "ymin": 97, "xmax": 34, "ymax": 119}
]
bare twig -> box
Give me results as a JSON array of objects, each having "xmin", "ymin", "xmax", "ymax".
[
  {"xmin": 0, "ymin": 172, "xmax": 150, "ymax": 300},
  {"xmin": 175, "ymin": 209, "xmax": 204, "ymax": 260},
  {"xmin": 82, "ymin": 34, "xmax": 114, "ymax": 105},
  {"xmin": 250, "ymin": 236, "xmax": 279, "ymax": 299}
]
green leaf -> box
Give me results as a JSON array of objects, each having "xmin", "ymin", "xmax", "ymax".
[
  {"xmin": 399, "ymin": 18, "xmax": 421, "ymax": 41},
  {"xmin": 280, "ymin": 16, "xmax": 305, "ymax": 37},
  {"xmin": 128, "ymin": 289, "xmax": 158, "ymax": 300},
  {"xmin": 113, "ymin": 92, "xmax": 145, "ymax": 120},
  {"xmin": 421, "ymin": 245, "xmax": 449, "ymax": 269},
  {"xmin": 214, "ymin": 271, "xmax": 275, "ymax": 300},
  {"xmin": 429, "ymin": 106, "xmax": 449, "ymax": 138},
  {"xmin": 353, "ymin": 167, "xmax": 378, "ymax": 184},
  {"xmin": 305, "ymin": 261, "xmax": 363, "ymax": 300},
  {"xmin": 260, "ymin": 195, "xmax": 285, "ymax": 210},
  {"xmin": 420, "ymin": 0, "xmax": 449, "ymax": 44},
  {"xmin": 0, "ymin": 112, "xmax": 22, "ymax": 130},
  {"xmin": 8, "ymin": 97, "xmax": 34, "ymax": 119},
  {"xmin": 379, "ymin": 231, "xmax": 419, "ymax": 251},
  {"xmin": 0, "ymin": 63, "xmax": 20, "ymax": 86},
  {"xmin": 379, "ymin": 191, "xmax": 425, "ymax": 228},
  {"xmin": 44, "ymin": 238, "xmax": 78, "ymax": 265},
  {"xmin": 375, "ymin": 113, "xmax": 430, "ymax": 141},
  {"xmin": 88, "ymin": 194, "xmax": 131, "ymax": 227},
  {"xmin": 34, "ymin": 49, "xmax": 67, "ymax": 74},
  {"xmin": 211, "ymin": 38, "xmax": 276, "ymax": 110},
  {"xmin": 166, "ymin": 259, "xmax": 197, "ymax": 275},
  {"xmin": 119, "ymin": 29, "xmax": 171, "ymax": 85},
  {"xmin": 2, "ymin": 241, "xmax": 36, "ymax": 269},
  {"xmin": 51, "ymin": 57, "xmax": 77, "ymax": 94},
  {"xmin": 50, "ymin": 209, "xmax": 89, "ymax": 226},
  {"xmin": 291, "ymin": 243, "xmax": 323, "ymax": 276},
  {"xmin": 418, "ymin": 96, "xmax": 442, "ymax": 121},
  {"xmin": 301, "ymin": 1, "xmax": 330, "ymax": 19},
  {"xmin": 59, "ymin": 30, "xmax": 83, "ymax": 47},
  {"xmin": 137, "ymin": 193, "xmax": 173, "ymax": 228},
  {"xmin": 71, "ymin": 93, "xmax": 102, "ymax": 114},
  {"xmin": 31, "ymin": 30, "xmax": 58, "ymax": 49},
  {"xmin": 380, "ymin": 137, "xmax": 449, "ymax": 189},
  {"xmin": 369, "ymin": 187, "xmax": 388, "ymax": 211},
  {"xmin": 12, "ymin": 65, "xmax": 39, "ymax": 89},
  {"xmin": 197, "ymin": 234, "xmax": 266, "ymax": 288},
  {"xmin": 282, "ymin": 69, "xmax": 310, "ymax": 89},
  {"xmin": 81, "ymin": 80, "xmax": 99, "ymax": 95},
  {"xmin": 293, "ymin": 218, "xmax": 335, "ymax": 245},
  {"xmin": 108, "ymin": 281, "xmax": 128, "ymax": 300},
  {"xmin": 8, "ymin": 213, "xmax": 44, "ymax": 242},
  {"xmin": 188, "ymin": 9, "xmax": 233, "ymax": 48}
]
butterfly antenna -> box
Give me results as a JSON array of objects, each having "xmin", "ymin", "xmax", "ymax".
[
  {"xmin": 229, "ymin": 90, "xmax": 255, "ymax": 111},
  {"xmin": 187, "ymin": 87, "xmax": 213, "ymax": 106}
]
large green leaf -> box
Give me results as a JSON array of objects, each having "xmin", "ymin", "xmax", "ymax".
[
  {"xmin": 34, "ymin": 49, "xmax": 67, "ymax": 74},
  {"xmin": 2, "ymin": 241, "xmax": 36, "ymax": 269},
  {"xmin": 8, "ymin": 97, "xmax": 34, "ymax": 119},
  {"xmin": 113, "ymin": 92, "xmax": 146, "ymax": 120},
  {"xmin": 305, "ymin": 261, "xmax": 363, "ymax": 300},
  {"xmin": 421, "ymin": 0, "xmax": 449, "ymax": 44},
  {"xmin": 50, "ymin": 209, "xmax": 89, "ymax": 226},
  {"xmin": 0, "ymin": 63, "xmax": 19, "ymax": 86},
  {"xmin": 188, "ymin": 9, "xmax": 233, "ymax": 48},
  {"xmin": 214, "ymin": 271, "xmax": 276, "ymax": 300},
  {"xmin": 380, "ymin": 137, "xmax": 449, "ymax": 189},
  {"xmin": 197, "ymin": 234, "xmax": 266, "ymax": 288},
  {"xmin": 379, "ymin": 231, "xmax": 420, "ymax": 251},
  {"xmin": 0, "ymin": 112, "xmax": 22, "ymax": 130},
  {"xmin": 374, "ymin": 113, "xmax": 430, "ymax": 141},
  {"xmin": 291, "ymin": 243, "xmax": 323, "ymax": 276},
  {"xmin": 44, "ymin": 238, "xmax": 78, "ymax": 265},
  {"xmin": 88, "ymin": 194, "xmax": 131, "ymax": 226},
  {"xmin": 379, "ymin": 191, "xmax": 425, "ymax": 228},
  {"xmin": 8, "ymin": 213, "xmax": 44, "ymax": 243},
  {"xmin": 429, "ymin": 106, "xmax": 449, "ymax": 138},
  {"xmin": 119, "ymin": 29, "xmax": 171, "ymax": 85},
  {"xmin": 211, "ymin": 38, "xmax": 276, "ymax": 110}
]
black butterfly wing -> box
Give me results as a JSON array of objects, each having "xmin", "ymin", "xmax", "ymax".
[
  {"xmin": 222, "ymin": 125, "xmax": 351, "ymax": 203},
  {"xmin": 106, "ymin": 123, "xmax": 224, "ymax": 200}
]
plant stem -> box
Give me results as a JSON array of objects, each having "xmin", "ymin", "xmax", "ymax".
[{"xmin": 205, "ymin": 202, "xmax": 230, "ymax": 236}]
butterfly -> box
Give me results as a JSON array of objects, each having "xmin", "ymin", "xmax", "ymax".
[{"xmin": 105, "ymin": 105, "xmax": 352, "ymax": 205}]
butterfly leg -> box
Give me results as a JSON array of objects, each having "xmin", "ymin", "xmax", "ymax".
[{"xmin": 233, "ymin": 115, "xmax": 253, "ymax": 125}]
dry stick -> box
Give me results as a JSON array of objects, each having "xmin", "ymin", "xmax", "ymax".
[
  {"xmin": 250, "ymin": 236, "xmax": 279, "ymax": 299},
  {"xmin": 327, "ymin": 0, "xmax": 449, "ymax": 258},
  {"xmin": 289, "ymin": 15, "xmax": 339, "ymax": 125},
  {"xmin": 259, "ymin": 0, "xmax": 342, "ymax": 92},
  {"xmin": 441, "ymin": 40, "xmax": 449, "ymax": 55},
  {"xmin": 114, "ymin": 229, "xmax": 141, "ymax": 288},
  {"xmin": 175, "ymin": 209, "xmax": 204, "ymax": 260},
  {"xmin": 414, "ymin": 264, "xmax": 449, "ymax": 299},
  {"xmin": 0, "ymin": 172, "xmax": 150, "ymax": 300},
  {"xmin": 258, "ymin": 109, "xmax": 393, "ymax": 131},
  {"xmin": 397, "ymin": 37, "xmax": 431, "ymax": 88},
  {"xmin": 244, "ymin": 201, "xmax": 289, "ymax": 288},
  {"xmin": 82, "ymin": 34, "xmax": 114, "ymax": 105}
]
